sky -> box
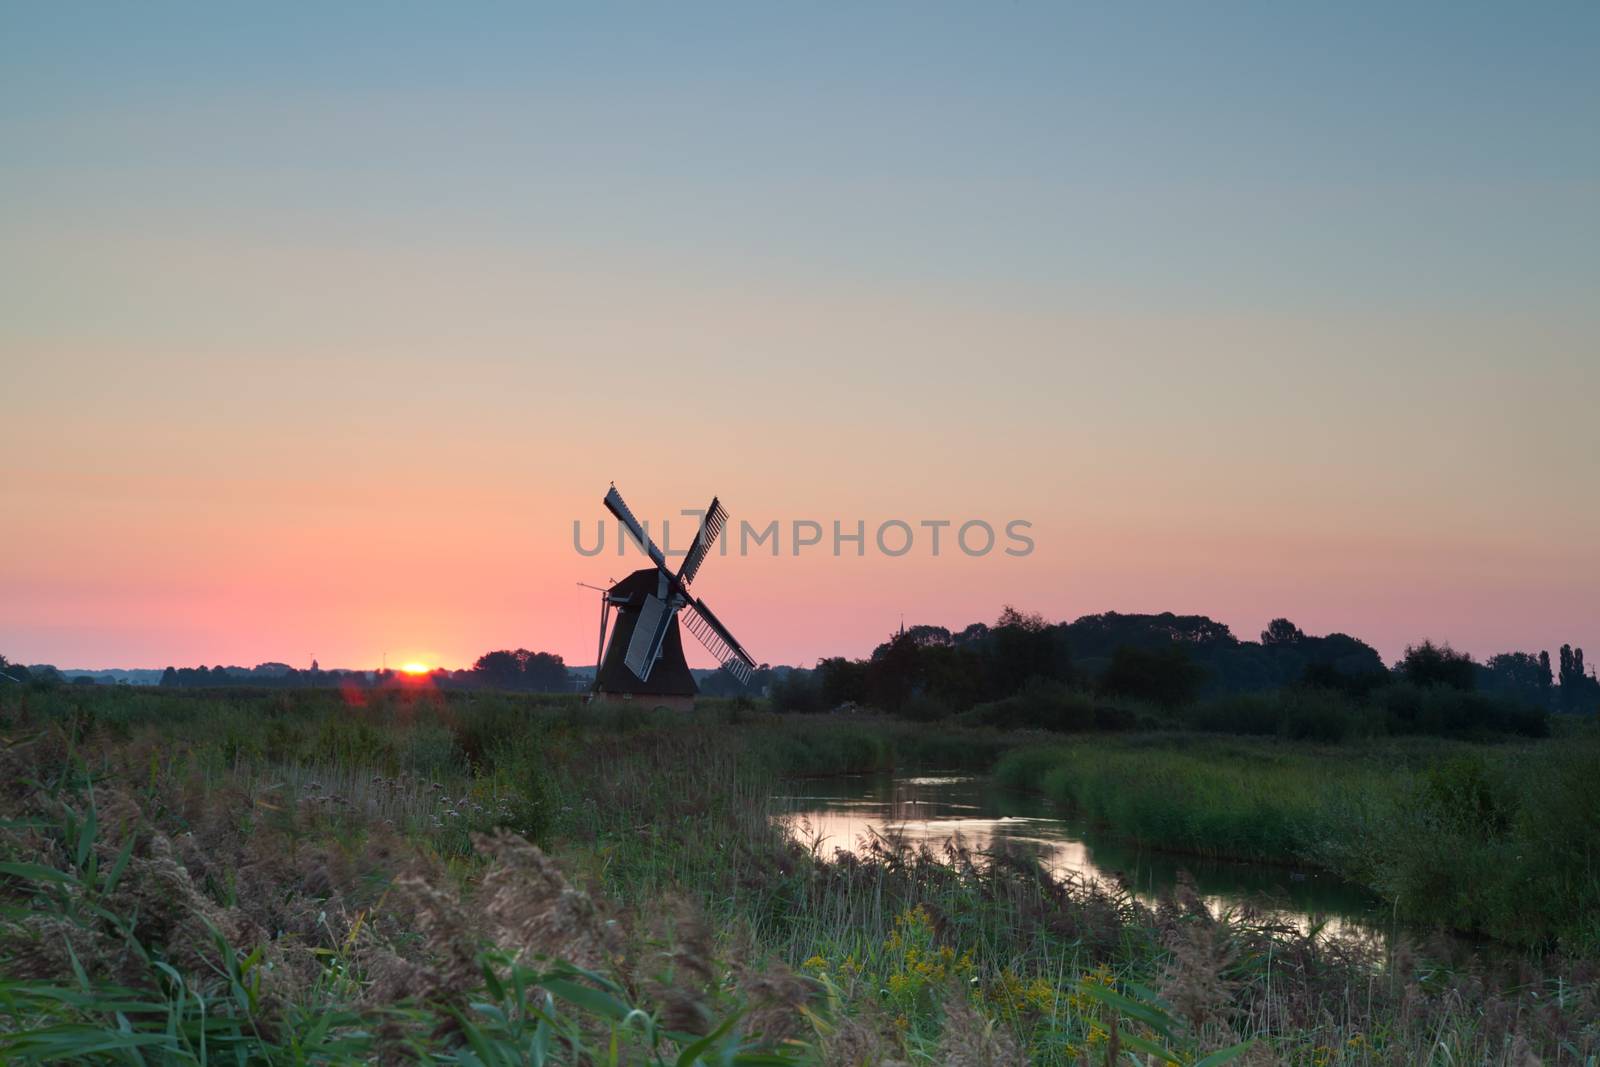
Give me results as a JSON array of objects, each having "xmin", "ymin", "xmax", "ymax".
[{"xmin": 2, "ymin": 3, "xmax": 1597, "ymax": 672}]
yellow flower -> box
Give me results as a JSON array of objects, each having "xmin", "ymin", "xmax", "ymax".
[
  {"xmin": 802, "ymin": 955, "xmax": 828, "ymax": 972},
  {"xmin": 894, "ymin": 1013, "xmax": 909, "ymax": 1032}
]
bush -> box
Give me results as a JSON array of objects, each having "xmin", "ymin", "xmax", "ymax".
[
  {"xmin": 900, "ymin": 691, "xmax": 954, "ymax": 723},
  {"xmin": 750, "ymin": 723, "xmax": 893, "ymax": 775},
  {"xmin": 1378, "ymin": 683, "xmax": 1548, "ymax": 739},
  {"xmin": 770, "ymin": 669, "xmax": 823, "ymax": 713},
  {"xmin": 1183, "ymin": 686, "xmax": 1542, "ymax": 742},
  {"xmin": 452, "ymin": 695, "xmax": 540, "ymax": 768},
  {"xmin": 1098, "ymin": 644, "xmax": 1204, "ymax": 708},
  {"xmin": 1280, "ymin": 688, "xmax": 1371, "ymax": 742},
  {"xmin": 479, "ymin": 737, "xmax": 557, "ymax": 844},
  {"xmin": 960, "ymin": 681, "xmax": 1144, "ymax": 733},
  {"xmin": 1183, "ymin": 693, "xmax": 1281, "ymax": 736},
  {"xmin": 403, "ymin": 721, "xmax": 468, "ymax": 777},
  {"xmin": 1399, "ymin": 640, "xmax": 1477, "ymax": 691}
]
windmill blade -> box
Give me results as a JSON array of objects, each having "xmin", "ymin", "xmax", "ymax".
[
  {"xmin": 675, "ymin": 497, "xmax": 727, "ymax": 588},
  {"xmin": 604, "ymin": 485, "xmax": 667, "ymax": 570},
  {"xmin": 682, "ymin": 597, "xmax": 756, "ymax": 685},
  {"xmin": 623, "ymin": 592, "xmax": 679, "ymax": 680}
]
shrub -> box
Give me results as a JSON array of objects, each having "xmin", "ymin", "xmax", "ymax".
[
  {"xmin": 899, "ymin": 691, "xmax": 954, "ymax": 723},
  {"xmin": 479, "ymin": 737, "xmax": 558, "ymax": 844},
  {"xmin": 403, "ymin": 721, "xmax": 467, "ymax": 777},
  {"xmin": 1098, "ymin": 644, "xmax": 1204, "ymax": 708},
  {"xmin": 1280, "ymin": 688, "xmax": 1368, "ymax": 742},
  {"xmin": 771, "ymin": 670, "xmax": 824, "ymax": 713},
  {"xmin": 1183, "ymin": 693, "xmax": 1281, "ymax": 736},
  {"xmin": 1378, "ymin": 683, "xmax": 1548, "ymax": 739}
]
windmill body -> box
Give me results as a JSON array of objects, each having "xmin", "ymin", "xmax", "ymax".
[
  {"xmin": 593, "ymin": 568, "xmax": 698, "ymax": 706},
  {"xmin": 587, "ymin": 485, "xmax": 756, "ymax": 710}
]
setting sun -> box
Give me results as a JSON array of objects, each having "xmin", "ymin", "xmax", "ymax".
[{"xmin": 399, "ymin": 662, "xmax": 430, "ymax": 675}]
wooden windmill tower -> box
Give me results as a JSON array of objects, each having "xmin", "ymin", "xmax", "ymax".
[{"xmin": 587, "ymin": 485, "xmax": 755, "ymax": 709}]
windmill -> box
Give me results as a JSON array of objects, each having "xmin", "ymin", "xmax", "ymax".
[{"xmin": 587, "ymin": 484, "xmax": 756, "ymax": 709}]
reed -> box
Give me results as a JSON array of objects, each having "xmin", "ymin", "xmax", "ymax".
[{"xmin": 0, "ymin": 686, "xmax": 1594, "ymax": 1064}]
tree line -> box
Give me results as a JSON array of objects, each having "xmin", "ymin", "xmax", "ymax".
[
  {"xmin": 148, "ymin": 649, "xmax": 574, "ymax": 693},
  {"xmin": 7, "ymin": 610, "xmax": 1598, "ymax": 735},
  {"xmin": 766, "ymin": 609, "xmax": 1600, "ymax": 739}
]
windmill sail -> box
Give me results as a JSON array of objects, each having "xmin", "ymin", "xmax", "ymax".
[
  {"xmin": 682, "ymin": 598, "xmax": 756, "ymax": 685},
  {"xmin": 676, "ymin": 497, "xmax": 726, "ymax": 588},
  {"xmin": 604, "ymin": 485, "xmax": 667, "ymax": 569},
  {"xmin": 624, "ymin": 591, "xmax": 672, "ymax": 679}
]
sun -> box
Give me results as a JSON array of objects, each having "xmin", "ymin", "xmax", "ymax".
[{"xmin": 399, "ymin": 662, "xmax": 431, "ymax": 675}]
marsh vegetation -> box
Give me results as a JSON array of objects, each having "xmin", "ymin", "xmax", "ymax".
[{"xmin": 0, "ymin": 685, "xmax": 1596, "ymax": 1064}]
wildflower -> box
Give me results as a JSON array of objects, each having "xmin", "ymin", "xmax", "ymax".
[{"xmin": 802, "ymin": 955, "xmax": 828, "ymax": 972}]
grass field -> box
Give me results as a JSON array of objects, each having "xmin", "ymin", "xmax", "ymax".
[{"xmin": 1, "ymin": 685, "xmax": 1596, "ymax": 1064}]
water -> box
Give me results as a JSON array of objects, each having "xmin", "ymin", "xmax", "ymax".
[{"xmin": 773, "ymin": 773, "xmax": 1382, "ymax": 936}]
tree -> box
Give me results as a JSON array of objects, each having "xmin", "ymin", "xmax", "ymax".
[
  {"xmin": 471, "ymin": 649, "xmax": 570, "ymax": 692},
  {"xmin": 771, "ymin": 668, "xmax": 822, "ymax": 713},
  {"xmin": 953, "ymin": 623, "xmax": 990, "ymax": 647},
  {"xmin": 1261, "ymin": 618, "xmax": 1306, "ymax": 646},
  {"xmin": 1484, "ymin": 651, "xmax": 1553, "ymax": 707},
  {"xmin": 28, "ymin": 664, "xmax": 63, "ymax": 686},
  {"xmin": 815, "ymin": 657, "xmax": 868, "ymax": 708},
  {"xmin": 1558, "ymin": 645, "xmax": 1600, "ymax": 713},
  {"xmin": 865, "ymin": 631, "xmax": 920, "ymax": 713},
  {"xmin": 0, "ymin": 655, "xmax": 28, "ymax": 684},
  {"xmin": 473, "ymin": 650, "xmax": 523, "ymax": 688},
  {"xmin": 903, "ymin": 624, "xmax": 953, "ymax": 648},
  {"xmin": 986, "ymin": 608, "xmax": 1070, "ymax": 696},
  {"xmin": 1399, "ymin": 641, "xmax": 1476, "ymax": 691},
  {"xmin": 520, "ymin": 651, "xmax": 570, "ymax": 692},
  {"xmin": 1099, "ymin": 644, "xmax": 1204, "ymax": 708},
  {"xmin": 996, "ymin": 606, "xmax": 1047, "ymax": 632}
]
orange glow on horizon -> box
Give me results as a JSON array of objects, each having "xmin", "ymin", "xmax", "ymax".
[{"xmin": 400, "ymin": 662, "xmax": 431, "ymax": 675}]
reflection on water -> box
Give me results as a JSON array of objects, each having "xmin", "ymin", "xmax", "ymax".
[{"xmin": 774, "ymin": 774, "xmax": 1381, "ymax": 936}]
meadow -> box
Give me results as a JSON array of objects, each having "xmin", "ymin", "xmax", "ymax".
[{"xmin": 0, "ymin": 684, "xmax": 1596, "ymax": 1065}]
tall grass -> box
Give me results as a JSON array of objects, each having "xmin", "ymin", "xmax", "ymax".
[
  {"xmin": 1, "ymin": 687, "xmax": 1596, "ymax": 1063},
  {"xmin": 993, "ymin": 732, "xmax": 1600, "ymax": 951}
]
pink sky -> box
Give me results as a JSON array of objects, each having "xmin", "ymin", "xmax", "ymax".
[
  {"xmin": 5, "ymin": 303, "xmax": 1595, "ymax": 671},
  {"xmin": 3, "ymin": 7, "xmax": 1597, "ymax": 672}
]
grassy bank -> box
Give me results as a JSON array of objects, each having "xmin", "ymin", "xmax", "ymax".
[
  {"xmin": 993, "ymin": 731, "xmax": 1600, "ymax": 951},
  {"xmin": 1, "ymin": 686, "xmax": 1596, "ymax": 1063}
]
